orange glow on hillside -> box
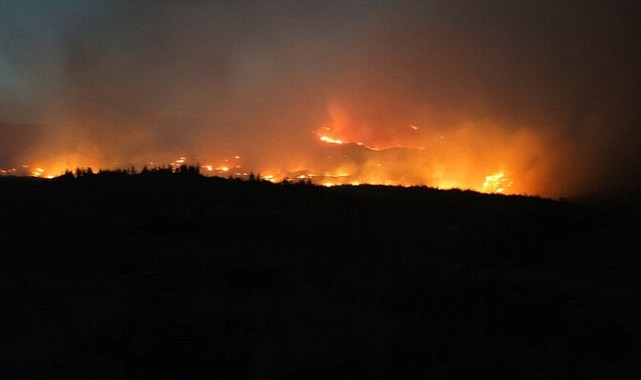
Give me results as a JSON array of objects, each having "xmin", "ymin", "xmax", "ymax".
[
  {"xmin": 0, "ymin": 103, "xmax": 560, "ymax": 197},
  {"xmin": 3, "ymin": 146, "xmax": 541, "ymax": 196},
  {"xmin": 2, "ymin": 130, "xmax": 547, "ymax": 196}
]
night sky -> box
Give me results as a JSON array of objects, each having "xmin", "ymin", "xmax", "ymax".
[{"xmin": 2, "ymin": 0, "xmax": 641, "ymax": 199}]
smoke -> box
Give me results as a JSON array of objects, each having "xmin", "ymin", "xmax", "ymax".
[{"xmin": 1, "ymin": 1, "xmax": 640, "ymax": 199}]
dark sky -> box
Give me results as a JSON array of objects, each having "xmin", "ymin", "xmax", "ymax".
[{"xmin": 1, "ymin": 0, "xmax": 641, "ymax": 199}]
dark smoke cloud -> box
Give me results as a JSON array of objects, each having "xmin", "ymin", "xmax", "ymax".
[{"xmin": 1, "ymin": 1, "xmax": 640, "ymax": 199}]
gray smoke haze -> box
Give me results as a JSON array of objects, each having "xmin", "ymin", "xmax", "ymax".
[{"xmin": 1, "ymin": 1, "xmax": 640, "ymax": 199}]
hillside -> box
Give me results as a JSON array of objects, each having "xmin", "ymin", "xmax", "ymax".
[{"xmin": 1, "ymin": 173, "xmax": 639, "ymax": 379}]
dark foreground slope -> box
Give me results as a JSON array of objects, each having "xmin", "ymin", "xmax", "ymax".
[{"xmin": 1, "ymin": 174, "xmax": 640, "ymax": 379}]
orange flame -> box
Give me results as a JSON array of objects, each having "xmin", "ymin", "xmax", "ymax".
[
  {"xmin": 319, "ymin": 135, "xmax": 345, "ymax": 145},
  {"xmin": 4, "ymin": 103, "xmax": 556, "ymax": 197}
]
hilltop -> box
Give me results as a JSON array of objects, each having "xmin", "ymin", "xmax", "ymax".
[{"xmin": 1, "ymin": 171, "xmax": 639, "ymax": 379}]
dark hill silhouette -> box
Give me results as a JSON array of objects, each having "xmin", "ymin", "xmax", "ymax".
[{"xmin": 1, "ymin": 170, "xmax": 639, "ymax": 379}]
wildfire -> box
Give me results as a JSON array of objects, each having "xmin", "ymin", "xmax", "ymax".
[
  {"xmin": 482, "ymin": 172, "xmax": 513, "ymax": 194},
  {"xmin": 1, "ymin": 112, "xmax": 549, "ymax": 197},
  {"xmin": 3, "ymin": 154, "xmax": 522, "ymax": 196},
  {"xmin": 32, "ymin": 167, "xmax": 45, "ymax": 177},
  {"xmin": 319, "ymin": 135, "xmax": 344, "ymax": 145},
  {"xmin": 314, "ymin": 123, "xmax": 427, "ymax": 152}
]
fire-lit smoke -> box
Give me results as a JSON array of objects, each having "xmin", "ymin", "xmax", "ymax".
[
  {"xmin": 2, "ymin": 1, "xmax": 641, "ymax": 199},
  {"xmin": 310, "ymin": 104, "xmax": 557, "ymax": 195}
]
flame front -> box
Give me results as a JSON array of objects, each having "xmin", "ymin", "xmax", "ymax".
[
  {"xmin": 319, "ymin": 135, "xmax": 345, "ymax": 145},
  {"xmin": 2, "ymin": 136, "xmax": 540, "ymax": 196},
  {"xmin": 1, "ymin": 103, "xmax": 552, "ymax": 197}
]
